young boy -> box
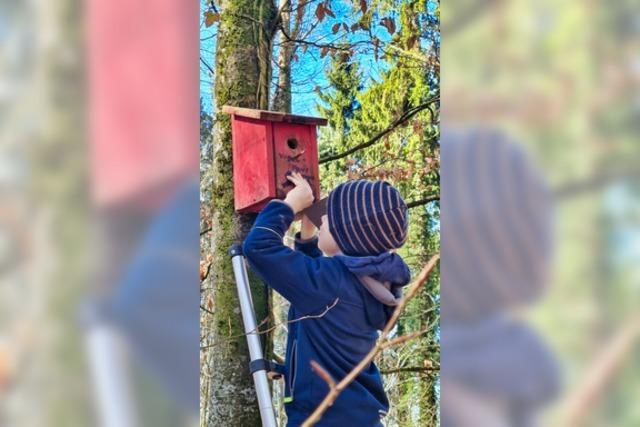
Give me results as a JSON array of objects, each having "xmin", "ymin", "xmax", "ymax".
[{"xmin": 243, "ymin": 172, "xmax": 411, "ymax": 426}]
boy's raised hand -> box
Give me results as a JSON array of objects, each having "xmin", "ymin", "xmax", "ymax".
[{"xmin": 283, "ymin": 171, "xmax": 314, "ymax": 215}]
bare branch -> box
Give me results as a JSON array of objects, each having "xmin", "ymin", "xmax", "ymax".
[
  {"xmin": 380, "ymin": 328, "xmax": 429, "ymax": 349},
  {"xmin": 278, "ymin": 18, "xmax": 368, "ymax": 51},
  {"xmin": 310, "ymin": 361, "xmax": 336, "ymax": 388},
  {"xmin": 562, "ymin": 315, "xmax": 640, "ymax": 427},
  {"xmin": 201, "ymin": 298, "xmax": 340, "ymax": 349},
  {"xmin": 407, "ymin": 195, "xmax": 440, "ymax": 209},
  {"xmin": 380, "ymin": 366, "xmax": 440, "ymax": 375},
  {"xmin": 302, "ymin": 254, "xmax": 440, "ymax": 426},
  {"xmin": 200, "ymin": 305, "xmax": 215, "ymax": 316},
  {"xmin": 200, "ymin": 57, "xmax": 215, "ymax": 75},
  {"xmin": 319, "ymin": 96, "xmax": 440, "ymax": 164}
]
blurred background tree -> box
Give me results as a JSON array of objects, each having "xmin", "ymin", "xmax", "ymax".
[{"xmin": 443, "ymin": 0, "xmax": 640, "ymax": 425}]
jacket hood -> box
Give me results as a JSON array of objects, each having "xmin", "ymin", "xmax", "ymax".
[{"xmin": 334, "ymin": 251, "xmax": 411, "ymax": 329}]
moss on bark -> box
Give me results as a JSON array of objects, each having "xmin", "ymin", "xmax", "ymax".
[{"xmin": 201, "ymin": 0, "xmax": 276, "ymax": 425}]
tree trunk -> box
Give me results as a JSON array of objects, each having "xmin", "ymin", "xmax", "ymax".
[
  {"xmin": 201, "ymin": 0, "xmax": 276, "ymax": 425},
  {"xmin": 272, "ymin": 0, "xmax": 292, "ymax": 113}
]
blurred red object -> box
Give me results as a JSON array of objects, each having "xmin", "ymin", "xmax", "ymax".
[{"xmin": 87, "ymin": 0, "xmax": 198, "ymax": 210}]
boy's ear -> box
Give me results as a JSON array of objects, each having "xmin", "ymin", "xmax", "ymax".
[{"xmin": 300, "ymin": 197, "xmax": 328, "ymax": 228}]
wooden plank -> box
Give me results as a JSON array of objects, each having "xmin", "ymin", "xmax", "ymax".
[
  {"xmin": 231, "ymin": 116, "xmax": 275, "ymax": 212},
  {"xmin": 221, "ymin": 105, "xmax": 327, "ymax": 126}
]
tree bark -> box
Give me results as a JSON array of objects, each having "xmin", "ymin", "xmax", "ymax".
[
  {"xmin": 272, "ymin": 0, "xmax": 292, "ymax": 113},
  {"xmin": 201, "ymin": 0, "xmax": 276, "ymax": 425}
]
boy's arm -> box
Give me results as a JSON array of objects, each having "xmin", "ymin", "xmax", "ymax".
[
  {"xmin": 294, "ymin": 232, "xmax": 323, "ymax": 258},
  {"xmin": 295, "ymin": 214, "xmax": 322, "ymax": 258},
  {"xmin": 242, "ymin": 200, "xmax": 340, "ymax": 314}
]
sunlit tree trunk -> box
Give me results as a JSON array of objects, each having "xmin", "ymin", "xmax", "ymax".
[{"xmin": 201, "ymin": 0, "xmax": 276, "ymax": 425}]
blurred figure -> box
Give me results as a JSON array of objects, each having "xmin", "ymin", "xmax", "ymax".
[
  {"xmin": 84, "ymin": 0, "xmax": 199, "ymax": 425},
  {"xmin": 441, "ymin": 129, "xmax": 559, "ymax": 426}
]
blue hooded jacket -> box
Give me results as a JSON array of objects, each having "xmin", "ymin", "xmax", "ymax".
[{"xmin": 243, "ymin": 199, "xmax": 412, "ymax": 427}]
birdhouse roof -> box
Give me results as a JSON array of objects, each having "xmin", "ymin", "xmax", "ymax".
[{"xmin": 221, "ymin": 105, "xmax": 327, "ymax": 126}]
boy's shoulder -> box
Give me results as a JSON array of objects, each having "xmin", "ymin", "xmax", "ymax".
[{"xmin": 310, "ymin": 253, "xmax": 351, "ymax": 277}]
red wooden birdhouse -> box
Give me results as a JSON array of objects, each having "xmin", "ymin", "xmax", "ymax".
[{"xmin": 222, "ymin": 106, "xmax": 327, "ymax": 213}]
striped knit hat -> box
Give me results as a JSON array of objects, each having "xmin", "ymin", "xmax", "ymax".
[
  {"xmin": 441, "ymin": 128, "xmax": 554, "ymax": 321},
  {"xmin": 327, "ymin": 180, "xmax": 409, "ymax": 256}
]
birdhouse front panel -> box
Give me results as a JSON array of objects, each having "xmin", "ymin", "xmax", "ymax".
[
  {"xmin": 231, "ymin": 116, "xmax": 275, "ymax": 212},
  {"xmin": 222, "ymin": 105, "xmax": 327, "ymax": 213},
  {"xmin": 273, "ymin": 123, "xmax": 321, "ymax": 201}
]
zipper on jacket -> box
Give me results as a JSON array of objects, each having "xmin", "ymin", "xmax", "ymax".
[{"xmin": 285, "ymin": 339, "xmax": 298, "ymax": 404}]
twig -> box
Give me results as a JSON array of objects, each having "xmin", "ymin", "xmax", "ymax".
[
  {"xmin": 380, "ymin": 366, "xmax": 440, "ymax": 375},
  {"xmin": 311, "ymin": 361, "xmax": 336, "ymax": 388},
  {"xmin": 200, "ymin": 305, "xmax": 215, "ymax": 316},
  {"xmin": 406, "ymin": 195, "xmax": 440, "ymax": 209},
  {"xmin": 207, "ymin": 0, "xmax": 219, "ymax": 14},
  {"xmin": 562, "ymin": 315, "xmax": 640, "ymax": 427},
  {"xmin": 200, "ymin": 57, "xmax": 215, "ymax": 75},
  {"xmin": 200, "ymin": 298, "xmax": 340, "ymax": 349},
  {"xmin": 380, "ymin": 328, "xmax": 428, "ymax": 349},
  {"xmin": 301, "ymin": 254, "xmax": 440, "ymax": 426},
  {"xmin": 278, "ymin": 21, "xmax": 369, "ymax": 51}
]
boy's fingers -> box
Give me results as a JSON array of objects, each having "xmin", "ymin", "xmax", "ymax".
[{"xmin": 287, "ymin": 172, "xmax": 304, "ymax": 183}]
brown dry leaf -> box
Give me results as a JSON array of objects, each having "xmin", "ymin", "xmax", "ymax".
[
  {"xmin": 380, "ymin": 17, "xmax": 396, "ymax": 35},
  {"xmin": 332, "ymin": 23, "xmax": 341, "ymax": 34},
  {"xmin": 204, "ymin": 11, "xmax": 219, "ymax": 27},
  {"xmin": 296, "ymin": 0, "xmax": 307, "ymax": 23},
  {"xmin": 359, "ymin": 0, "xmax": 367, "ymax": 14},
  {"xmin": 315, "ymin": 3, "xmax": 326, "ymax": 22},
  {"xmin": 200, "ymin": 262, "xmax": 210, "ymax": 281}
]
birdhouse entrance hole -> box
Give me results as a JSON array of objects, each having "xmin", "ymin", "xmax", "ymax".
[{"xmin": 287, "ymin": 138, "xmax": 299, "ymax": 150}]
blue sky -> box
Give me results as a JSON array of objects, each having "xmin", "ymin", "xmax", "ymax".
[{"xmin": 199, "ymin": 0, "xmax": 406, "ymax": 117}]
